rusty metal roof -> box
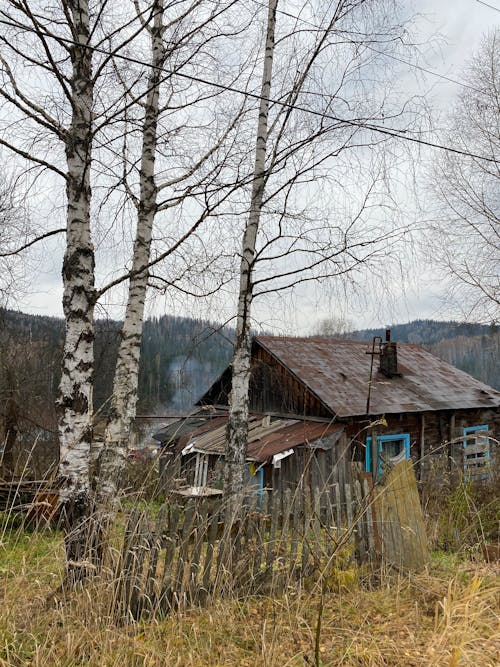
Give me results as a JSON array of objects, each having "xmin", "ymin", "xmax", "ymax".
[
  {"xmin": 247, "ymin": 420, "xmax": 343, "ymax": 461},
  {"xmin": 177, "ymin": 414, "xmax": 344, "ymax": 463},
  {"xmin": 153, "ymin": 408, "xmax": 227, "ymax": 443},
  {"xmin": 256, "ymin": 336, "xmax": 500, "ymax": 417}
]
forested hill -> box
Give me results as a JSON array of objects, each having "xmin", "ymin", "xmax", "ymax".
[
  {"xmin": 426, "ymin": 334, "xmax": 499, "ymax": 392},
  {"xmin": 347, "ymin": 320, "xmax": 499, "ymax": 390},
  {"xmin": 0, "ymin": 309, "xmax": 234, "ymax": 414},
  {"xmin": 348, "ymin": 320, "xmax": 496, "ymax": 345},
  {"xmin": 1, "ymin": 311, "xmax": 498, "ymax": 421}
]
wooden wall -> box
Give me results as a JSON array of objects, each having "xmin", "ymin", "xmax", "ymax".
[
  {"xmin": 250, "ymin": 347, "xmax": 331, "ymax": 418},
  {"xmin": 344, "ymin": 406, "xmax": 499, "ymax": 481}
]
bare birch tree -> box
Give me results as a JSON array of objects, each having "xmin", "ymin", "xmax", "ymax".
[
  {"xmin": 0, "ymin": 0, "xmax": 157, "ymax": 576},
  {"xmin": 93, "ymin": 0, "xmax": 167, "ymax": 508},
  {"xmin": 224, "ymin": 0, "xmax": 278, "ymax": 508},
  {"xmin": 93, "ymin": 0, "xmax": 250, "ymax": 508},
  {"xmin": 0, "ymin": 0, "xmax": 97, "ymax": 569},
  {"xmin": 0, "ymin": 0, "xmax": 249, "ymax": 540},
  {"xmin": 427, "ymin": 29, "xmax": 500, "ymax": 323},
  {"xmin": 223, "ymin": 0, "xmax": 421, "ymax": 507}
]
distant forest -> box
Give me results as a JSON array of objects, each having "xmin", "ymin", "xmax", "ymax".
[
  {"xmin": 0, "ymin": 309, "xmax": 234, "ymax": 424},
  {"xmin": 0, "ymin": 311, "xmax": 498, "ymax": 431}
]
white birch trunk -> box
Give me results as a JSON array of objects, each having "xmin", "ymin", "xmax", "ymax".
[
  {"xmin": 224, "ymin": 0, "xmax": 278, "ymax": 511},
  {"xmin": 96, "ymin": 2, "xmax": 164, "ymax": 507},
  {"xmin": 57, "ymin": 0, "xmax": 96, "ymax": 573}
]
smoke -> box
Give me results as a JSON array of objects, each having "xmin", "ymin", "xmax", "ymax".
[{"xmin": 167, "ymin": 355, "xmax": 208, "ymax": 411}]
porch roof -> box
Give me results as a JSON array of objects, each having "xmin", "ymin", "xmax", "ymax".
[{"xmin": 178, "ymin": 414, "xmax": 344, "ymax": 463}]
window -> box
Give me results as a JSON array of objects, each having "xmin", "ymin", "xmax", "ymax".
[
  {"xmin": 365, "ymin": 433, "xmax": 410, "ymax": 477},
  {"xmin": 463, "ymin": 425, "xmax": 490, "ymax": 480}
]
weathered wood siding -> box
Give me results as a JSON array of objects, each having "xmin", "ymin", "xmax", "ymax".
[
  {"xmin": 345, "ymin": 406, "xmax": 499, "ymax": 481},
  {"xmin": 250, "ymin": 347, "xmax": 331, "ymax": 417}
]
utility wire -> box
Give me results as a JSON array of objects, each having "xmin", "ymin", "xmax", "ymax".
[
  {"xmin": 248, "ymin": 0, "xmax": 489, "ymax": 96},
  {"xmin": 474, "ymin": 0, "xmax": 500, "ymax": 13},
  {"xmin": 0, "ymin": 14, "xmax": 498, "ymax": 165}
]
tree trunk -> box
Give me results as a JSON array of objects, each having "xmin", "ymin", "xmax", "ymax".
[
  {"xmin": 0, "ymin": 360, "xmax": 18, "ymax": 480},
  {"xmin": 1, "ymin": 392, "xmax": 18, "ymax": 480},
  {"xmin": 57, "ymin": 0, "xmax": 96, "ymax": 582},
  {"xmin": 96, "ymin": 1, "xmax": 164, "ymax": 508},
  {"xmin": 223, "ymin": 0, "xmax": 278, "ymax": 514}
]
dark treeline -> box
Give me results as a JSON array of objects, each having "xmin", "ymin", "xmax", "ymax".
[
  {"xmin": 426, "ymin": 333, "xmax": 499, "ymax": 392},
  {"xmin": 0, "ymin": 309, "xmax": 234, "ymax": 420},
  {"xmin": 348, "ymin": 319, "xmax": 497, "ymax": 345},
  {"xmin": 345, "ymin": 320, "xmax": 499, "ymax": 390}
]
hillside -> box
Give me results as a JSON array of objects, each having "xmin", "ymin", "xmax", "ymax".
[
  {"xmin": 347, "ymin": 320, "xmax": 499, "ymax": 390},
  {"xmin": 348, "ymin": 319, "xmax": 496, "ymax": 345},
  {"xmin": 0, "ymin": 309, "xmax": 233, "ymax": 416}
]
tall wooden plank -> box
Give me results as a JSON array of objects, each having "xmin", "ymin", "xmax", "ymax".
[
  {"xmin": 160, "ymin": 503, "xmax": 180, "ymax": 605},
  {"xmin": 373, "ymin": 460, "xmax": 430, "ymax": 570},
  {"xmin": 173, "ymin": 499, "xmax": 196, "ymax": 606},
  {"xmin": 324, "ymin": 485, "xmax": 335, "ymax": 557},
  {"xmin": 266, "ymin": 487, "xmax": 279, "ymax": 572},
  {"xmin": 334, "ymin": 482, "xmax": 342, "ymax": 539},
  {"xmin": 312, "ymin": 487, "xmax": 322, "ymax": 565},
  {"xmin": 362, "ymin": 477, "xmax": 375, "ymax": 553},
  {"xmin": 289, "ymin": 489, "xmax": 299, "ymax": 576},
  {"xmin": 252, "ymin": 492, "xmax": 268, "ymax": 580},
  {"xmin": 353, "ymin": 479, "xmax": 366, "ymax": 563},
  {"xmin": 344, "ymin": 483, "xmax": 353, "ymax": 535},
  {"xmin": 144, "ymin": 504, "xmax": 168, "ymax": 610},
  {"xmin": 127, "ymin": 512, "xmax": 150, "ymax": 619},
  {"xmin": 188, "ymin": 500, "xmax": 208, "ymax": 602},
  {"xmin": 115, "ymin": 508, "xmax": 141, "ymax": 621},
  {"xmin": 340, "ymin": 440, "xmax": 348, "ymax": 490},
  {"xmin": 301, "ymin": 483, "xmax": 310, "ymax": 575},
  {"xmin": 201, "ymin": 502, "xmax": 220, "ymax": 598}
]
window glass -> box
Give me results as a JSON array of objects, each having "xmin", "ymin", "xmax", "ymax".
[{"xmin": 365, "ymin": 433, "xmax": 410, "ymax": 476}]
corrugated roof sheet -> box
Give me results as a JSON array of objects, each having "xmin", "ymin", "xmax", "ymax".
[
  {"xmin": 256, "ymin": 336, "xmax": 500, "ymax": 417},
  {"xmin": 177, "ymin": 414, "xmax": 344, "ymax": 462},
  {"xmin": 247, "ymin": 420, "xmax": 343, "ymax": 461},
  {"xmin": 153, "ymin": 408, "xmax": 227, "ymax": 443}
]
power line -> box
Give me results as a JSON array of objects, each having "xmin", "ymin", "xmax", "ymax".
[
  {"xmin": 248, "ymin": 0, "xmax": 489, "ymax": 96},
  {"xmin": 0, "ymin": 14, "xmax": 498, "ymax": 166},
  {"xmin": 474, "ymin": 0, "xmax": 500, "ymax": 13}
]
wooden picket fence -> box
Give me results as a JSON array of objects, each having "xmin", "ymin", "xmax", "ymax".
[
  {"xmin": 112, "ymin": 461, "xmax": 429, "ymax": 621},
  {"xmin": 112, "ymin": 477, "xmax": 375, "ymax": 620}
]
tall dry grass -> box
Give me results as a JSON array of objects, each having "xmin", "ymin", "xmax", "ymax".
[
  {"xmin": 1, "ymin": 520, "xmax": 498, "ymax": 667},
  {"xmin": 1, "ymin": 452, "xmax": 499, "ymax": 666}
]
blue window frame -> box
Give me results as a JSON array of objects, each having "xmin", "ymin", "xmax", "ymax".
[
  {"xmin": 365, "ymin": 433, "xmax": 410, "ymax": 477},
  {"xmin": 463, "ymin": 424, "xmax": 489, "ymax": 480}
]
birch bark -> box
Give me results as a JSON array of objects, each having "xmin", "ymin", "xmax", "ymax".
[
  {"xmin": 57, "ymin": 0, "xmax": 96, "ymax": 575},
  {"xmin": 223, "ymin": 0, "xmax": 278, "ymax": 510},
  {"xmin": 95, "ymin": 1, "xmax": 164, "ymax": 507}
]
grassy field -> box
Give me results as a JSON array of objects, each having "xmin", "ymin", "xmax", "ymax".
[{"xmin": 0, "ymin": 524, "xmax": 498, "ymax": 667}]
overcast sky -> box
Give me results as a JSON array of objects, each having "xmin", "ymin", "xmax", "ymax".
[{"xmin": 13, "ymin": 0, "xmax": 499, "ymax": 333}]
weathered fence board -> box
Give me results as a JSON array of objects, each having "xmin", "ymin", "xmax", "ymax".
[{"xmin": 373, "ymin": 460, "xmax": 430, "ymax": 570}]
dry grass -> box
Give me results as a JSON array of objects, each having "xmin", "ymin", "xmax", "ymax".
[{"xmin": 0, "ymin": 524, "xmax": 499, "ymax": 667}]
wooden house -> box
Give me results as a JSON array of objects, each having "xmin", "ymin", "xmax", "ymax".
[{"xmin": 156, "ymin": 332, "xmax": 500, "ymax": 500}]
